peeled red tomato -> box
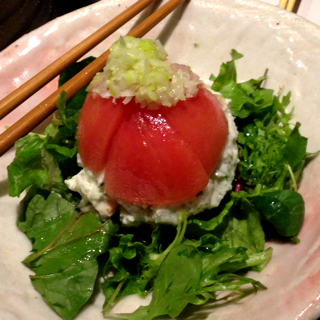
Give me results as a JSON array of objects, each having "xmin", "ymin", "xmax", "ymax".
[{"xmin": 77, "ymin": 88, "xmax": 228, "ymax": 205}]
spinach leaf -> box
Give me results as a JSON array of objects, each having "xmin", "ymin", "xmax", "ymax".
[
  {"xmin": 250, "ymin": 190, "xmax": 304, "ymax": 237},
  {"xmin": 284, "ymin": 122, "xmax": 307, "ymax": 170},
  {"xmin": 19, "ymin": 192, "xmax": 118, "ymax": 320}
]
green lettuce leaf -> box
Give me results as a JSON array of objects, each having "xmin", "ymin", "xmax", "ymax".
[{"xmin": 8, "ymin": 133, "xmax": 68, "ymax": 197}]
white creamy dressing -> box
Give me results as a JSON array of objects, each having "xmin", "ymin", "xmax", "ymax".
[
  {"xmin": 65, "ymin": 165, "xmax": 114, "ymax": 220},
  {"xmin": 65, "ymin": 91, "xmax": 239, "ymax": 226}
]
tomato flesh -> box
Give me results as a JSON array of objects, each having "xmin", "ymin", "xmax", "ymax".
[{"xmin": 77, "ymin": 88, "xmax": 228, "ymax": 205}]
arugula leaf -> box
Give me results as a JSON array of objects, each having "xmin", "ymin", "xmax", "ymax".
[
  {"xmin": 187, "ymin": 200, "xmax": 234, "ymax": 234},
  {"xmin": 106, "ymin": 240, "xmax": 267, "ymax": 320},
  {"xmin": 19, "ymin": 192, "xmax": 118, "ymax": 320},
  {"xmin": 193, "ymin": 273, "xmax": 265, "ymax": 304},
  {"xmin": 108, "ymin": 244, "xmax": 202, "ymax": 320},
  {"xmin": 101, "ymin": 235, "xmax": 148, "ymax": 305},
  {"xmin": 187, "ymin": 198, "xmax": 266, "ymax": 255},
  {"xmin": 250, "ymin": 190, "xmax": 304, "ymax": 237},
  {"xmin": 185, "ymin": 233, "xmax": 271, "ymax": 278},
  {"xmin": 104, "ymin": 208, "xmax": 268, "ymax": 320},
  {"xmin": 221, "ymin": 198, "xmax": 265, "ymax": 254},
  {"xmin": 102, "ymin": 212, "xmax": 188, "ymax": 312},
  {"xmin": 148, "ymin": 244, "xmax": 201, "ymax": 318},
  {"xmin": 186, "ymin": 196, "xmax": 272, "ymax": 277}
]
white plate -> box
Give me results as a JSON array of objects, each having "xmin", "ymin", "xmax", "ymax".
[{"xmin": 1, "ymin": 0, "xmax": 320, "ymax": 319}]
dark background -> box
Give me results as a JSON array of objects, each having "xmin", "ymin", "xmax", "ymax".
[{"xmin": 0, "ymin": 0, "xmax": 99, "ymax": 51}]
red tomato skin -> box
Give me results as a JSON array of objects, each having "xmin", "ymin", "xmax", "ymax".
[
  {"xmin": 77, "ymin": 93, "xmax": 131, "ymax": 173},
  {"xmin": 161, "ymin": 87, "xmax": 228, "ymax": 175},
  {"xmin": 103, "ymin": 109, "xmax": 209, "ymax": 205},
  {"xmin": 78, "ymin": 87, "xmax": 229, "ymax": 205}
]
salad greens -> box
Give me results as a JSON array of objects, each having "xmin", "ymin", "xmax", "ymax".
[
  {"xmin": 8, "ymin": 50, "xmax": 308, "ymax": 320},
  {"xmin": 18, "ymin": 189, "xmax": 118, "ymax": 320},
  {"xmin": 210, "ymin": 49, "xmax": 305, "ymax": 237}
]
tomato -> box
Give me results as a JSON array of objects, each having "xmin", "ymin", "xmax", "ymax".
[
  {"xmin": 77, "ymin": 88, "xmax": 228, "ymax": 205},
  {"xmin": 104, "ymin": 110, "xmax": 209, "ymax": 205},
  {"xmin": 161, "ymin": 87, "xmax": 228, "ymax": 175},
  {"xmin": 77, "ymin": 93, "xmax": 130, "ymax": 173}
]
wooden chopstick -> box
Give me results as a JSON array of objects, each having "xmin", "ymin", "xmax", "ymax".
[
  {"xmin": 0, "ymin": 0, "xmax": 187, "ymax": 156},
  {"xmin": 0, "ymin": 0, "xmax": 155, "ymax": 120},
  {"xmin": 279, "ymin": 0, "xmax": 296, "ymax": 11}
]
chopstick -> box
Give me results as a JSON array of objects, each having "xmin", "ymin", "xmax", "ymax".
[
  {"xmin": 0, "ymin": 0, "xmax": 186, "ymax": 156},
  {"xmin": 0, "ymin": 0, "xmax": 155, "ymax": 121},
  {"xmin": 279, "ymin": 0, "xmax": 296, "ymax": 11}
]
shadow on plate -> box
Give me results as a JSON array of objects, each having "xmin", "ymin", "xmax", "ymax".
[
  {"xmin": 129, "ymin": 0, "xmax": 163, "ymax": 31},
  {"xmin": 128, "ymin": 0, "xmax": 190, "ymax": 46},
  {"xmin": 0, "ymin": 178, "xmax": 9, "ymax": 197},
  {"xmin": 157, "ymin": 0, "xmax": 190, "ymax": 46}
]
